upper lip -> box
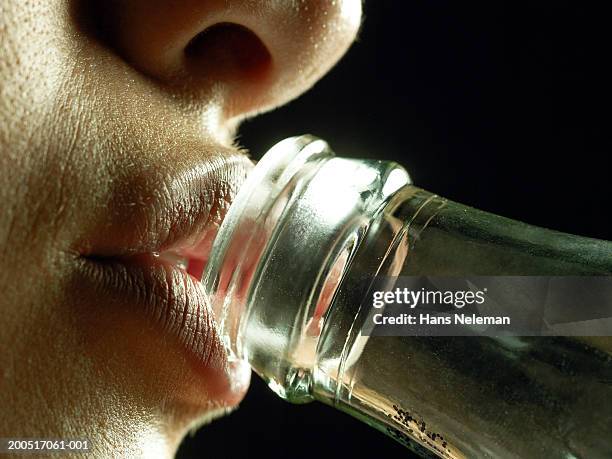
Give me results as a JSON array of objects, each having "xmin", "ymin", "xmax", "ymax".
[{"xmin": 79, "ymin": 150, "xmax": 252, "ymax": 277}]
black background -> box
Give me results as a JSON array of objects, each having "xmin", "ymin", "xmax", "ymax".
[{"xmin": 178, "ymin": 2, "xmax": 610, "ymax": 458}]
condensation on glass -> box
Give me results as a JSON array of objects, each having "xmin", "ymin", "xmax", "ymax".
[{"xmin": 203, "ymin": 135, "xmax": 612, "ymax": 458}]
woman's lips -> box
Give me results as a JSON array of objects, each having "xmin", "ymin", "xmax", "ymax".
[{"xmin": 76, "ymin": 150, "xmax": 252, "ymax": 405}]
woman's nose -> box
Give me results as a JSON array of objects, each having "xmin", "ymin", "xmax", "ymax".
[{"xmin": 107, "ymin": 0, "xmax": 362, "ymax": 120}]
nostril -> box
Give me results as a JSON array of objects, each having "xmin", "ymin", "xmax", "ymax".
[{"xmin": 184, "ymin": 23, "xmax": 272, "ymax": 82}]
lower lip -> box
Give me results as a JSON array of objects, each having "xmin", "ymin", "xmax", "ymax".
[{"xmin": 77, "ymin": 253, "xmax": 247, "ymax": 403}]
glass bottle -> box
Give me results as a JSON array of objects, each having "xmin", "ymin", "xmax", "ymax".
[{"xmin": 203, "ymin": 135, "xmax": 612, "ymax": 458}]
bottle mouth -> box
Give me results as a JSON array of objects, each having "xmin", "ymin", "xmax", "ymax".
[
  {"xmin": 202, "ymin": 135, "xmax": 336, "ymax": 359},
  {"xmin": 202, "ymin": 135, "xmax": 411, "ymax": 400}
]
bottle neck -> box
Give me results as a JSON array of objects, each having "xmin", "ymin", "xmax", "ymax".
[{"xmin": 203, "ymin": 135, "xmax": 612, "ymax": 402}]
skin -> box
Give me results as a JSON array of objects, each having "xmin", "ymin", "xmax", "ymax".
[{"xmin": 0, "ymin": 1, "xmax": 362, "ymax": 457}]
